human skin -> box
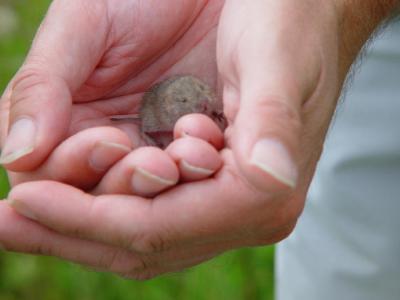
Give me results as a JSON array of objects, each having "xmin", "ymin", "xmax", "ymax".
[
  {"xmin": 1, "ymin": 0, "xmax": 227, "ymax": 194},
  {"xmin": 0, "ymin": 0, "xmax": 398, "ymax": 279}
]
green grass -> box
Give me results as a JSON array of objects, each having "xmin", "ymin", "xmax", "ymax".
[{"xmin": 0, "ymin": 2, "xmax": 275, "ymax": 299}]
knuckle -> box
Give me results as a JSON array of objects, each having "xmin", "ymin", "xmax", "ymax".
[
  {"xmin": 96, "ymin": 247, "xmax": 161, "ymax": 280},
  {"xmin": 129, "ymin": 231, "xmax": 171, "ymax": 254},
  {"xmin": 84, "ymin": 197, "xmax": 164, "ymax": 255},
  {"xmin": 259, "ymin": 97, "xmax": 302, "ymax": 131},
  {"xmin": 9, "ymin": 67, "xmax": 67, "ymax": 116},
  {"xmin": 117, "ymin": 254, "xmax": 148, "ymax": 275},
  {"xmin": 12, "ymin": 68, "xmax": 49, "ymax": 93},
  {"xmin": 96, "ymin": 249, "xmax": 151, "ymax": 277},
  {"xmin": 96, "ymin": 249, "xmax": 120, "ymax": 271},
  {"xmin": 79, "ymin": 196, "xmax": 115, "ymax": 239},
  {"xmin": 129, "ymin": 256, "xmax": 149, "ymax": 274},
  {"xmin": 10, "ymin": 69, "xmax": 50, "ymax": 109}
]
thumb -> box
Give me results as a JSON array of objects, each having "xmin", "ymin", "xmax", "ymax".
[
  {"xmin": 224, "ymin": 45, "xmax": 319, "ymax": 192},
  {"xmin": 229, "ymin": 68, "xmax": 308, "ymax": 192},
  {"xmin": 217, "ymin": 0, "xmax": 327, "ymax": 193},
  {"xmin": 0, "ymin": 1, "xmax": 108, "ymax": 171}
]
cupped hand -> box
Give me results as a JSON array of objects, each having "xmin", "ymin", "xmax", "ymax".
[
  {"xmin": 0, "ymin": 0, "xmax": 225, "ymax": 191},
  {"xmin": 0, "ymin": 0, "xmax": 372, "ymax": 279},
  {"xmin": 0, "ymin": 0, "xmax": 223, "ymax": 162}
]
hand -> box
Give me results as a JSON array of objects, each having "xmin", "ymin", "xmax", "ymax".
[
  {"xmin": 0, "ymin": 0, "xmax": 225, "ymax": 194},
  {"xmin": 0, "ymin": 0, "xmax": 394, "ymax": 279}
]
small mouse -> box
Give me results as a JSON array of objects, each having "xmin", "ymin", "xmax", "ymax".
[{"xmin": 111, "ymin": 75, "xmax": 226, "ymax": 148}]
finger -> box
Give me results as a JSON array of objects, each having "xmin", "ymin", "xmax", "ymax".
[
  {"xmin": 165, "ymin": 136, "xmax": 222, "ymax": 181},
  {"xmin": 10, "ymin": 127, "xmax": 132, "ymax": 190},
  {"xmin": 174, "ymin": 114, "xmax": 224, "ymax": 150},
  {"xmin": 0, "ymin": 1, "xmax": 109, "ymax": 171},
  {"xmin": 231, "ymin": 91, "xmax": 302, "ymax": 191},
  {"xmin": 93, "ymin": 147, "xmax": 179, "ymax": 197},
  {"xmin": 0, "ymin": 201, "xmax": 143, "ymax": 274},
  {"xmin": 7, "ymin": 182, "xmax": 156, "ymax": 253}
]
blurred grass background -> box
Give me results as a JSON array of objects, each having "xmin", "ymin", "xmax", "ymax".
[{"xmin": 0, "ymin": 1, "xmax": 275, "ymax": 299}]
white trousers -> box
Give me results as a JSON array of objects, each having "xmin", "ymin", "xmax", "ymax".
[{"xmin": 276, "ymin": 20, "xmax": 400, "ymax": 300}]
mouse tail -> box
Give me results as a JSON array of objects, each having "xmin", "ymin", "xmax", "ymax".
[{"xmin": 110, "ymin": 114, "xmax": 141, "ymax": 124}]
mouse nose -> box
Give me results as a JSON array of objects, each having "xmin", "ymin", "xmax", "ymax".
[{"xmin": 212, "ymin": 111, "xmax": 228, "ymax": 130}]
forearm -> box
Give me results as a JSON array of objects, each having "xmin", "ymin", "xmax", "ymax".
[{"xmin": 335, "ymin": 0, "xmax": 399, "ymax": 72}]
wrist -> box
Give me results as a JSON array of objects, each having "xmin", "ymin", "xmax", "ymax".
[{"xmin": 334, "ymin": 0, "xmax": 399, "ymax": 70}]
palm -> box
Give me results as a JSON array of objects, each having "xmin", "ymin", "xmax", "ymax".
[{"xmin": 68, "ymin": 0, "xmax": 225, "ymax": 144}]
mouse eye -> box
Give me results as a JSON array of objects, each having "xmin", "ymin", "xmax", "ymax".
[{"xmin": 180, "ymin": 98, "xmax": 188, "ymax": 103}]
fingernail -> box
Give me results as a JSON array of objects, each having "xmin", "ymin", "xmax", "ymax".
[
  {"xmin": 5, "ymin": 198, "xmax": 38, "ymax": 221},
  {"xmin": 89, "ymin": 141, "xmax": 131, "ymax": 171},
  {"xmin": 132, "ymin": 168, "xmax": 176, "ymax": 195},
  {"xmin": 0, "ymin": 118, "xmax": 36, "ymax": 164},
  {"xmin": 180, "ymin": 160, "xmax": 215, "ymax": 176},
  {"xmin": 250, "ymin": 139, "xmax": 298, "ymax": 188}
]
